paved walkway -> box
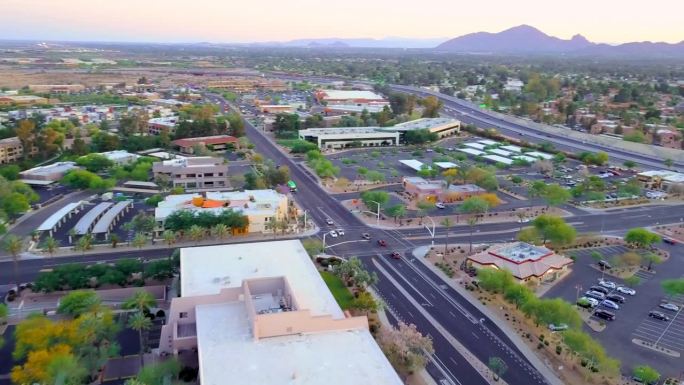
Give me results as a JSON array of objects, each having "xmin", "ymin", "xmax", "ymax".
[{"xmin": 411, "ymin": 246, "xmax": 565, "ymax": 385}]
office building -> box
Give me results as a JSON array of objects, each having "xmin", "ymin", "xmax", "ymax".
[{"xmin": 152, "ymin": 157, "xmax": 229, "ymax": 191}]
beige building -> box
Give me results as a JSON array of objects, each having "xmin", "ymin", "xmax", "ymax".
[
  {"xmin": 152, "ymin": 157, "xmax": 229, "ymax": 191},
  {"xmin": 154, "ymin": 190, "xmax": 292, "ymax": 234},
  {"xmin": 158, "ymin": 240, "xmax": 402, "ymax": 385},
  {"xmin": 0, "ymin": 95, "xmax": 49, "ymax": 106},
  {"xmin": 0, "ymin": 137, "xmax": 25, "ymax": 164},
  {"xmin": 28, "ymin": 84, "xmax": 85, "ymax": 94}
]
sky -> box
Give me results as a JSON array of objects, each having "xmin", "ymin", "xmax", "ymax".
[{"xmin": 1, "ymin": 0, "xmax": 683, "ymax": 44}]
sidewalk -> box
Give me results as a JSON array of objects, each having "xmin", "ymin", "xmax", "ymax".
[{"xmin": 411, "ymin": 246, "xmax": 565, "ymax": 385}]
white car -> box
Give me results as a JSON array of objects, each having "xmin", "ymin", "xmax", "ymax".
[
  {"xmin": 325, "ymin": 218, "xmax": 334, "ymax": 226},
  {"xmin": 435, "ymin": 202, "xmax": 446, "ymax": 209},
  {"xmin": 598, "ymin": 280, "xmax": 617, "ymax": 289},
  {"xmin": 601, "ymin": 300, "xmax": 620, "ymax": 310},
  {"xmin": 517, "ymin": 217, "xmax": 530, "ymax": 223},
  {"xmin": 659, "ymin": 303, "xmax": 680, "ymax": 312},
  {"xmin": 328, "ymin": 230, "xmax": 338, "ymax": 238},
  {"xmin": 616, "ymin": 286, "xmax": 636, "ymax": 296},
  {"xmin": 336, "ymin": 229, "xmax": 345, "ymax": 236}
]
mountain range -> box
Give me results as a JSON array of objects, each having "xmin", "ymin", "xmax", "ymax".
[
  {"xmin": 257, "ymin": 25, "xmax": 684, "ymax": 56},
  {"xmin": 435, "ymin": 25, "xmax": 684, "ymax": 56}
]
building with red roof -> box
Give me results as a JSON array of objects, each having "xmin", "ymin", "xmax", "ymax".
[{"xmin": 172, "ymin": 135, "xmax": 239, "ymax": 154}]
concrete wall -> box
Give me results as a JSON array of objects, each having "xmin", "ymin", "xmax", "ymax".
[{"xmin": 253, "ymin": 310, "xmax": 368, "ymax": 340}]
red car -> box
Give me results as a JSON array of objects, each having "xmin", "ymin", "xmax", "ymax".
[
  {"xmin": 389, "ymin": 252, "xmax": 401, "ymax": 259},
  {"xmin": 377, "ymin": 239, "xmax": 387, "ymax": 247}
]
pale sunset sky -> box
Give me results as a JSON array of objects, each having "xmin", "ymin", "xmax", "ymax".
[{"xmin": 1, "ymin": 0, "xmax": 683, "ymax": 44}]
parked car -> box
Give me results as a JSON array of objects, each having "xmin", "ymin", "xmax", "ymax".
[
  {"xmin": 548, "ymin": 323, "xmax": 569, "ymax": 332},
  {"xmin": 606, "ymin": 294, "xmax": 626, "ymax": 304},
  {"xmin": 598, "ymin": 260, "xmax": 612, "ymax": 270},
  {"xmin": 616, "ymin": 286, "xmax": 636, "ymax": 296},
  {"xmin": 593, "ymin": 309, "xmax": 616, "ymax": 321},
  {"xmin": 659, "ymin": 303, "xmax": 680, "ymax": 312},
  {"xmin": 589, "ymin": 285, "xmax": 609, "ymax": 295},
  {"xmin": 648, "ymin": 311, "xmax": 670, "ymax": 321},
  {"xmin": 361, "ymin": 233, "xmax": 371, "ymax": 240},
  {"xmin": 377, "ymin": 240, "xmax": 387, "ymax": 247},
  {"xmin": 389, "ymin": 252, "xmax": 401, "ymax": 260},
  {"xmin": 328, "ymin": 230, "xmax": 338, "ymax": 238},
  {"xmin": 663, "ymin": 238, "xmax": 677, "ymax": 245},
  {"xmin": 585, "ymin": 291, "xmax": 606, "ymax": 301},
  {"xmin": 435, "ymin": 202, "xmax": 446, "ymax": 209},
  {"xmin": 325, "ymin": 218, "xmax": 334, "ymax": 226},
  {"xmin": 577, "ymin": 297, "xmax": 599, "ymax": 309},
  {"xmin": 598, "ymin": 280, "xmax": 617, "ymax": 289},
  {"xmin": 600, "ymin": 299, "xmax": 620, "ymax": 310},
  {"xmin": 336, "ymin": 229, "xmax": 345, "ymax": 236}
]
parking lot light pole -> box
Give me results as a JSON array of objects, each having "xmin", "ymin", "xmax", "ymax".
[{"xmin": 575, "ymin": 284, "xmax": 582, "ymax": 305}]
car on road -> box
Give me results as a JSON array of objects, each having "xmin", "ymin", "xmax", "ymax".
[
  {"xmin": 598, "ymin": 280, "xmax": 617, "ymax": 289},
  {"xmin": 517, "ymin": 217, "xmax": 530, "ymax": 223},
  {"xmin": 659, "ymin": 303, "xmax": 680, "ymax": 312},
  {"xmin": 606, "ymin": 294, "xmax": 626, "ymax": 304},
  {"xmin": 377, "ymin": 240, "xmax": 387, "ymax": 247},
  {"xmin": 663, "ymin": 238, "xmax": 677, "ymax": 245},
  {"xmin": 593, "ymin": 309, "xmax": 616, "ymax": 321},
  {"xmin": 325, "ymin": 218, "xmax": 334, "ymax": 226},
  {"xmin": 600, "ymin": 299, "xmax": 620, "ymax": 310},
  {"xmin": 577, "ymin": 297, "xmax": 599, "ymax": 308},
  {"xmin": 336, "ymin": 229, "xmax": 345, "ymax": 236},
  {"xmin": 361, "ymin": 233, "xmax": 371, "ymax": 240},
  {"xmin": 435, "ymin": 202, "xmax": 446, "ymax": 209},
  {"xmin": 598, "ymin": 260, "xmax": 612, "ymax": 270},
  {"xmin": 389, "ymin": 252, "xmax": 401, "ymax": 260},
  {"xmin": 589, "ymin": 285, "xmax": 609, "ymax": 295},
  {"xmin": 616, "ymin": 286, "xmax": 636, "ymax": 296},
  {"xmin": 328, "ymin": 230, "xmax": 338, "ymax": 238},
  {"xmin": 649, "ymin": 311, "xmax": 670, "ymax": 321},
  {"xmin": 585, "ymin": 290, "xmax": 606, "ymax": 301}
]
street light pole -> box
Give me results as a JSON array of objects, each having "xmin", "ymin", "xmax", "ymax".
[
  {"xmin": 322, "ymin": 232, "xmax": 328, "ymax": 250},
  {"xmin": 303, "ymin": 210, "xmax": 308, "ymax": 230},
  {"xmin": 424, "ymin": 215, "xmax": 436, "ymax": 246},
  {"xmin": 370, "ymin": 200, "xmax": 381, "ymax": 226}
]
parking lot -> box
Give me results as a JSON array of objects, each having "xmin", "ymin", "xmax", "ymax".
[{"xmin": 545, "ymin": 242, "xmax": 684, "ymax": 376}]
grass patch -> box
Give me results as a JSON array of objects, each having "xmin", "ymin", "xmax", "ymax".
[
  {"xmin": 320, "ymin": 271, "xmax": 354, "ymax": 310},
  {"xmin": 276, "ymin": 139, "xmax": 301, "ymax": 148}
]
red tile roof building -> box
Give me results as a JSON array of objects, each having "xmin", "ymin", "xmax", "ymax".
[{"xmin": 172, "ymin": 135, "xmax": 239, "ymax": 154}]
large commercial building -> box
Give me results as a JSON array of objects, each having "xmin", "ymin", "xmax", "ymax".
[
  {"xmin": 20, "ymin": 161, "xmax": 79, "ymax": 182},
  {"xmin": 467, "ymin": 242, "xmax": 573, "ymax": 284},
  {"xmin": 152, "ymin": 157, "xmax": 229, "ymax": 191},
  {"xmin": 315, "ymin": 89, "xmax": 389, "ymax": 113},
  {"xmin": 0, "ymin": 95, "xmax": 49, "ymax": 106},
  {"xmin": 206, "ymin": 78, "xmax": 289, "ymax": 93},
  {"xmin": 172, "ymin": 135, "xmax": 239, "ymax": 154},
  {"xmin": 0, "ymin": 137, "xmax": 25, "ymax": 164},
  {"xmin": 147, "ymin": 116, "xmax": 180, "ymax": 135},
  {"xmin": 298, "ymin": 127, "xmax": 400, "ymax": 149},
  {"xmin": 154, "ymin": 189, "xmax": 291, "ymax": 234},
  {"xmin": 158, "ymin": 240, "xmax": 402, "ymax": 385},
  {"xmin": 382, "ymin": 118, "xmax": 461, "ymax": 141}
]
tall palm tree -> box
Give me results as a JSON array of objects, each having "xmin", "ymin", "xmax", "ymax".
[
  {"xmin": 76, "ymin": 235, "xmax": 93, "ymax": 254},
  {"xmin": 3, "ymin": 235, "xmax": 22, "ymax": 286},
  {"xmin": 42, "ymin": 236, "xmax": 59, "ymax": 257},
  {"xmin": 211, "ymin": 224, "xmax": 229, "ymax": 240},
  {"xmin": 123, "ymin": 290, "xmax": 157, "ymax": 313},
  {"xmin": 440, "ymin": 218, "xmax": 453, "ymax": 258},
  {"xmin": 110, "ymin": 234, "xmax": 120, "ymax": 248},
  {"xmin": 188, "ymin": 225, "xmax": 205, "ymax": 244},
  {"xmin": 132, "ymin": 233, "xmax": 147, "ymax": 249},
  {"xmin": 162, "ymin": 230, "xmax": 177, "ymax": 246},
  {"xmin": 467, "ymin": 217, "xmax": 478, "ymax": 254},
  {"xmin": 128, "ymin": 312, "xmax": 152, "ymax": 367}
]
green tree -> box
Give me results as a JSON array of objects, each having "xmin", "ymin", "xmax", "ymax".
[
  {"xmin": 643, "ymin": 253, "xmax": 662, "ymax": 271},
  {"xmin": 421, "ymin": 96, "xmax": 443, "ymax": 118},
  {"xmin": 623, "ymin": 160, "xmax": 636, "ymax": 169},
  {"xmin": 132, "ymin": 232, "xmax": 148, "ymax": 249},
  {"xmin": 123, "ymin": 290, "xmax": 157, "ymax": 314},
  {"xmin": 360, "ymin": 191, "xmax": 390, "ymax": 213},
  {"xmin": 128, "ymin": 312, "xmax": 153, "ymax": 367},
  {"xmin": 211, "ymin": 223, "xmax": 230, "ymax": 240},
  {"xmin": 488, "ymin": 357, "xmax": 508, "ymax": 381},
  {"xmin": 623, "ymin": 276, "xmax": 641, "ymax": 287},
  {"xmin": 624, "ymin": 228, "xmax": 661, "ymax": 248},
  {"xmin": 109, "ymin": 233, "xmax": 120, "ymax": 249},
  {"xmin": 664, "ymin": 158, "xmax": 674, "ymax": 169},
  {"xmin": 42, "ymin": 236, "xmax": 59, "ymax": 256},
  {"xmin": 541, "ymin": 184, "xmax": 571, "ymax": 207},
  {"xmin": 466, "ymin": 216, "xmax": 478, "ymax": 253},
  {"xmin": 57, "ymin": 290, "xmax": 101, "ymax": 317},
  {"xmin": 532, "ymin": 215, "xmax": 576, "ymax": 246},
  {"xmin": 386, "ymin": 204, "xmax": 406, "ymax": 223},
  {"xmin": 661, "ymin": 278, "xmax": 684, "ymax": 296}
]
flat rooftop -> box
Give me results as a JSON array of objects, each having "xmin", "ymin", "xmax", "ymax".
[
  {"xmin": 392, "ymin": 117, "xmax": 459, "ymax": 131},
  {"xmin": 491, "ymin": 242, "xmax": 552, "ymax": 263},
  {"xmin": 317, "ymin": 90, "xmax": 386, "ymax": 101}
]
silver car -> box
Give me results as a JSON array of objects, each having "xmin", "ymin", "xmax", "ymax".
[
  {"xmin": 601, "ymin": 300, "xmax": 620, "ymax": 310},
  {"xmin": 659, "ymin": 303, "xmax": 680, "ymax": 312},
  {"xmin": 616, "ymin": 286, "xmax": 636, "ymax": 296}
]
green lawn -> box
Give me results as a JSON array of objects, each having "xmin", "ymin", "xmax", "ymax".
[
  {"xmin": 275, "ymin": 139, "xmax": 302, "ymax": 149},
  {"xmin": 320, "ymin": 271, "xmax": 354, "ymax": 310}
]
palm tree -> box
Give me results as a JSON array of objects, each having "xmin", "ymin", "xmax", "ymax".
[
  {"xmin": 211, "ymin": 224, "xmax": 229, "ymax": 240},
  {"xmin": 188, "ymin": 225, "xmax": 205, "ymax": 244},
  {"xmin": 123, "ymin": 290, "xmax": 158, "ymax": 313},
  {"xmin": 515, "ymin": 211, "xmax": 527, "ymax": 231},
  {"xmin": 264, "ymin": 220, "xmax": 278, "ymax": 238},
  {"xmin": 277, "ymin": 220, "xmax": 289, "ymax": 235},
  {"xmin": 440, "ymin": 218, "xmax": 453, "ymax": 258},
  {"xmin": 3, "ymin": 235, "xmax": 22, "ymax": 286},
  {"xmin": 467, "ymin": 217, "xmax": 478, "ymax": 254},
  {"xmin": 42, "ymin": 236, "xmax": 59, "ymax": 257},
  {"xmin": 132, "ymin": 233, "xmax": 148, "ymax": 249},
  {"xmin": 76, "ymin": 234, "xmax": 93, "ymax": 254},
  {"xmin": 162, "ymin": 230, "xmax": 177, "ymax": 246},
  {"xmin": 128, "ymin": 312, "xmax": 152, "ymax": 367},
  {"xmin": 110, "ymin": 234, "xmax": 120, "ymax": 248}
]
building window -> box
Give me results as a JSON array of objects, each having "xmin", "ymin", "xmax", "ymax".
[{"xmin": 179, "ymin": 312, "xmax": 188, "ymax": 318}]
